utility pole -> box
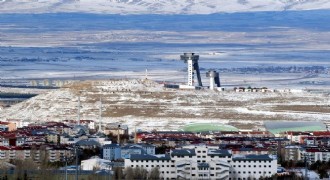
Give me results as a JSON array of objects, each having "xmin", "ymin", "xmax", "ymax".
[
  {"xmin": 75, "ymin": 147, "xmax": 79, "ymax": 180},
  {"xmin": 99, "ymin": 96, "xmax": 102, "ymax": 132},
  {"xmin": 117, "ymin": 125, "xmax": 121, "ymax": 144},
  {"xmin": 65, "ymin": 156, "xmax": 68, "ymax": 180},
  {"xmin": 304, "ymin": 155, "xmax": 308, "ymax": 180},
  {"xmin": 77, "ymin": 94, "xmax": 81, "ymax": 126}
]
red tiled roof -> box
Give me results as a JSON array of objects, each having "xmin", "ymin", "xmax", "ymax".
[{"xmin": 313, "ymin": 131, "xmax": 330, "ymax": 136}]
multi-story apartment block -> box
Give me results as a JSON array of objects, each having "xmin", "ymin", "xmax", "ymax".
[
  {"xmin": 300, "ymin": 147, "xmax": 330, "ymax": 164},
  {"xmin": 0, "ymin": 145, "xmax": 73, "ymax": 162},
  {"xmin": 103, "ymin": 144, "xmax": 156, "ymax": 160},
  {"xmin": 124, "ymin": 145, "xmax": 277, "ymax": 180},
  {"xmin": 283, "ymin": 145, "xmax": 303, "ymax": 161}
]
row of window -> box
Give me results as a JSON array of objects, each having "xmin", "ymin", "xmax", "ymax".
[
  {"xmin": 234, "ymin": 160, "xmax": 272, "ymax": 163},
  {"xmin": 232, "ymin": 165, "xmax": 272, "ymax": 168},
  {"xmin": 230, "ymin": 171, "xmax": 272, "ymax": 174},
  {"xmin": 131, "ymin": 159, "xmax": 173, "ymax": 163},
  {"xmin": 131, "ymin": 164, "xmax": 175, "ymax": 168}
]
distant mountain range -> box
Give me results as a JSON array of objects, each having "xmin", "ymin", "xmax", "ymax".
[{"xmin": 0, "ymin": 0, "xmax": 329, "ymax": 14}]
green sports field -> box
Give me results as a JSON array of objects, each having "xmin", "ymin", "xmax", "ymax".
[
  {"xmin": 264, "ymin": 121, "xmax": 327, "ymax": 135},
  {"xmin": 182, "ymin": 123, "xmax": 238, "ymax": 132}
]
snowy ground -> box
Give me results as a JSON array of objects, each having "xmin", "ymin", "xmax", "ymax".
[
  {"xmin": 1, "ymin": 12, "xmax": 330, "ymax": 89},
  {"xmin": 1, "ymin": 79, "xmax": 330, "ymax": 131},
  {"xmin": 0, "ymin": 0, "xmax": 329, "ymax": 14}
]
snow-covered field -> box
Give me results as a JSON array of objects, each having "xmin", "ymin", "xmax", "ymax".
[
  {"xmin": 1, "ymin": 79, "xmax": 329, "ymax": 131},
  {"xmin": 0, "ymin": 6, "xmax": 330, "ymax": 131},
  {"xmin": 0, "ymin": 12, "xmax": 330, "ymax": 89},
  {"xmin": 0, "ymin": 0, "xmax": 329, "ymax": 14}
]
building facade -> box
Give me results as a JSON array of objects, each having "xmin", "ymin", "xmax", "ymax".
[{"xmin": 124, "ymin": 145, "xmax": 277, "ymax": 180}]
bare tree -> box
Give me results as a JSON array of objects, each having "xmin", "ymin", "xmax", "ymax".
[
  {"xmin": 114, "ymin": 167, "xmax": 124, "ymax": 180},
  {"xmin": 148, "ymin": 167, "xmax": 160, "ymax": 180},
  {"xmin": 124, "ymin": 167, "xmax": 134, "ymax": 180},
  {"xmin": 133, "ymin": 167, "xmax": 148, "ymax": 180}
]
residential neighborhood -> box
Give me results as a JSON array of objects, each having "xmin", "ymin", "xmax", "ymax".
[{"xmin": 0, "ymin": 119, "xmax": 330, "ymax": 179}]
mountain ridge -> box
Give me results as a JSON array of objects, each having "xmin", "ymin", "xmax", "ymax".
[{"xmin": 0, "ymin": 0, "xmax": 329, "ymax": 14}]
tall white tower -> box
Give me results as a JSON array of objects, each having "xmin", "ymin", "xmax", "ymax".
[
  {"xmin": 180, "ymin": 53, "xmax": 203, "ymax": 87},
  {"xmin": 206, "ymin": 70, "xmax": 221, "ymax": 90}
]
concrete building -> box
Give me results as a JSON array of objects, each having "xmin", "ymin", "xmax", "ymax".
[
  {"xmin": 103, "ymin": 144, "xmax": 121, "ymax": 161},
  {"xmin": 124, "ymin": 144, "xmax": 277, "ymax": 180},
  {"xmin": 103, "ymin": 144, "xmax": 156, "ymax": 160},
  {"xmin": 284, "ymin": 145, "xmax": 303, "ymax": 161},
  {"xmin": 301, "ymin": 147, "xmax": 330, "ymax": 164}
]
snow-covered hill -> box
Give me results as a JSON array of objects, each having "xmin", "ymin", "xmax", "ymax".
[
  {"xmin": 1, "ymin": 79, "xmax": 330, "ymax": 131},
  {"xmin": 0, "ymin": 0, "xmax": 330, "ymax": 14}
]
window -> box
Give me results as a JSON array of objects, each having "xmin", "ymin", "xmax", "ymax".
[
  {"xmin": 192, "ymin": 174, "xmax": 195, "ymax": 176},
  {"xmin": 210, "ymin": 174, "xmax": 214, "ymax": 176}
]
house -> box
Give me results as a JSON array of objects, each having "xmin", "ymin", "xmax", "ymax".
[
  {"xmin": 0, "ymin": 121, "xmax": 16, "ymax": 132},
  {"xmin": 104, "ymin": 123, "xmax": 129, "ymax": 137}
]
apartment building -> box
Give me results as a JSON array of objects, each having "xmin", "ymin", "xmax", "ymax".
[{"xmin": 124, "ymin": 145, "xmax": 277, "ymax": 180}]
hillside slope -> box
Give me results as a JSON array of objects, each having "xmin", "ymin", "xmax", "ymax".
[{"xmin": 1, "ymin": 79, "xmax": 330, "ymax": 131}]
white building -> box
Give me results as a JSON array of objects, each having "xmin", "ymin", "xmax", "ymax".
[
  {"xmin": 230, "ymin": 154, "xmax": 277, "ymax": 179},
  {"xmin": 301, "ymin": 147, "xmax": 330, "ymax": 164},
  {"xmin": 81, "ymin": 156, "xmax": 112, "ymax": 171},
  {"xmin": 124, "ymin": 145, "xmax": 277, "ymax": 180}
]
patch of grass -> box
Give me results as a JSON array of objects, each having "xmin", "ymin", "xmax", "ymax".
[{"xmin": 182, "ymin": 123, "xmax": 238, "ymax": 132}]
